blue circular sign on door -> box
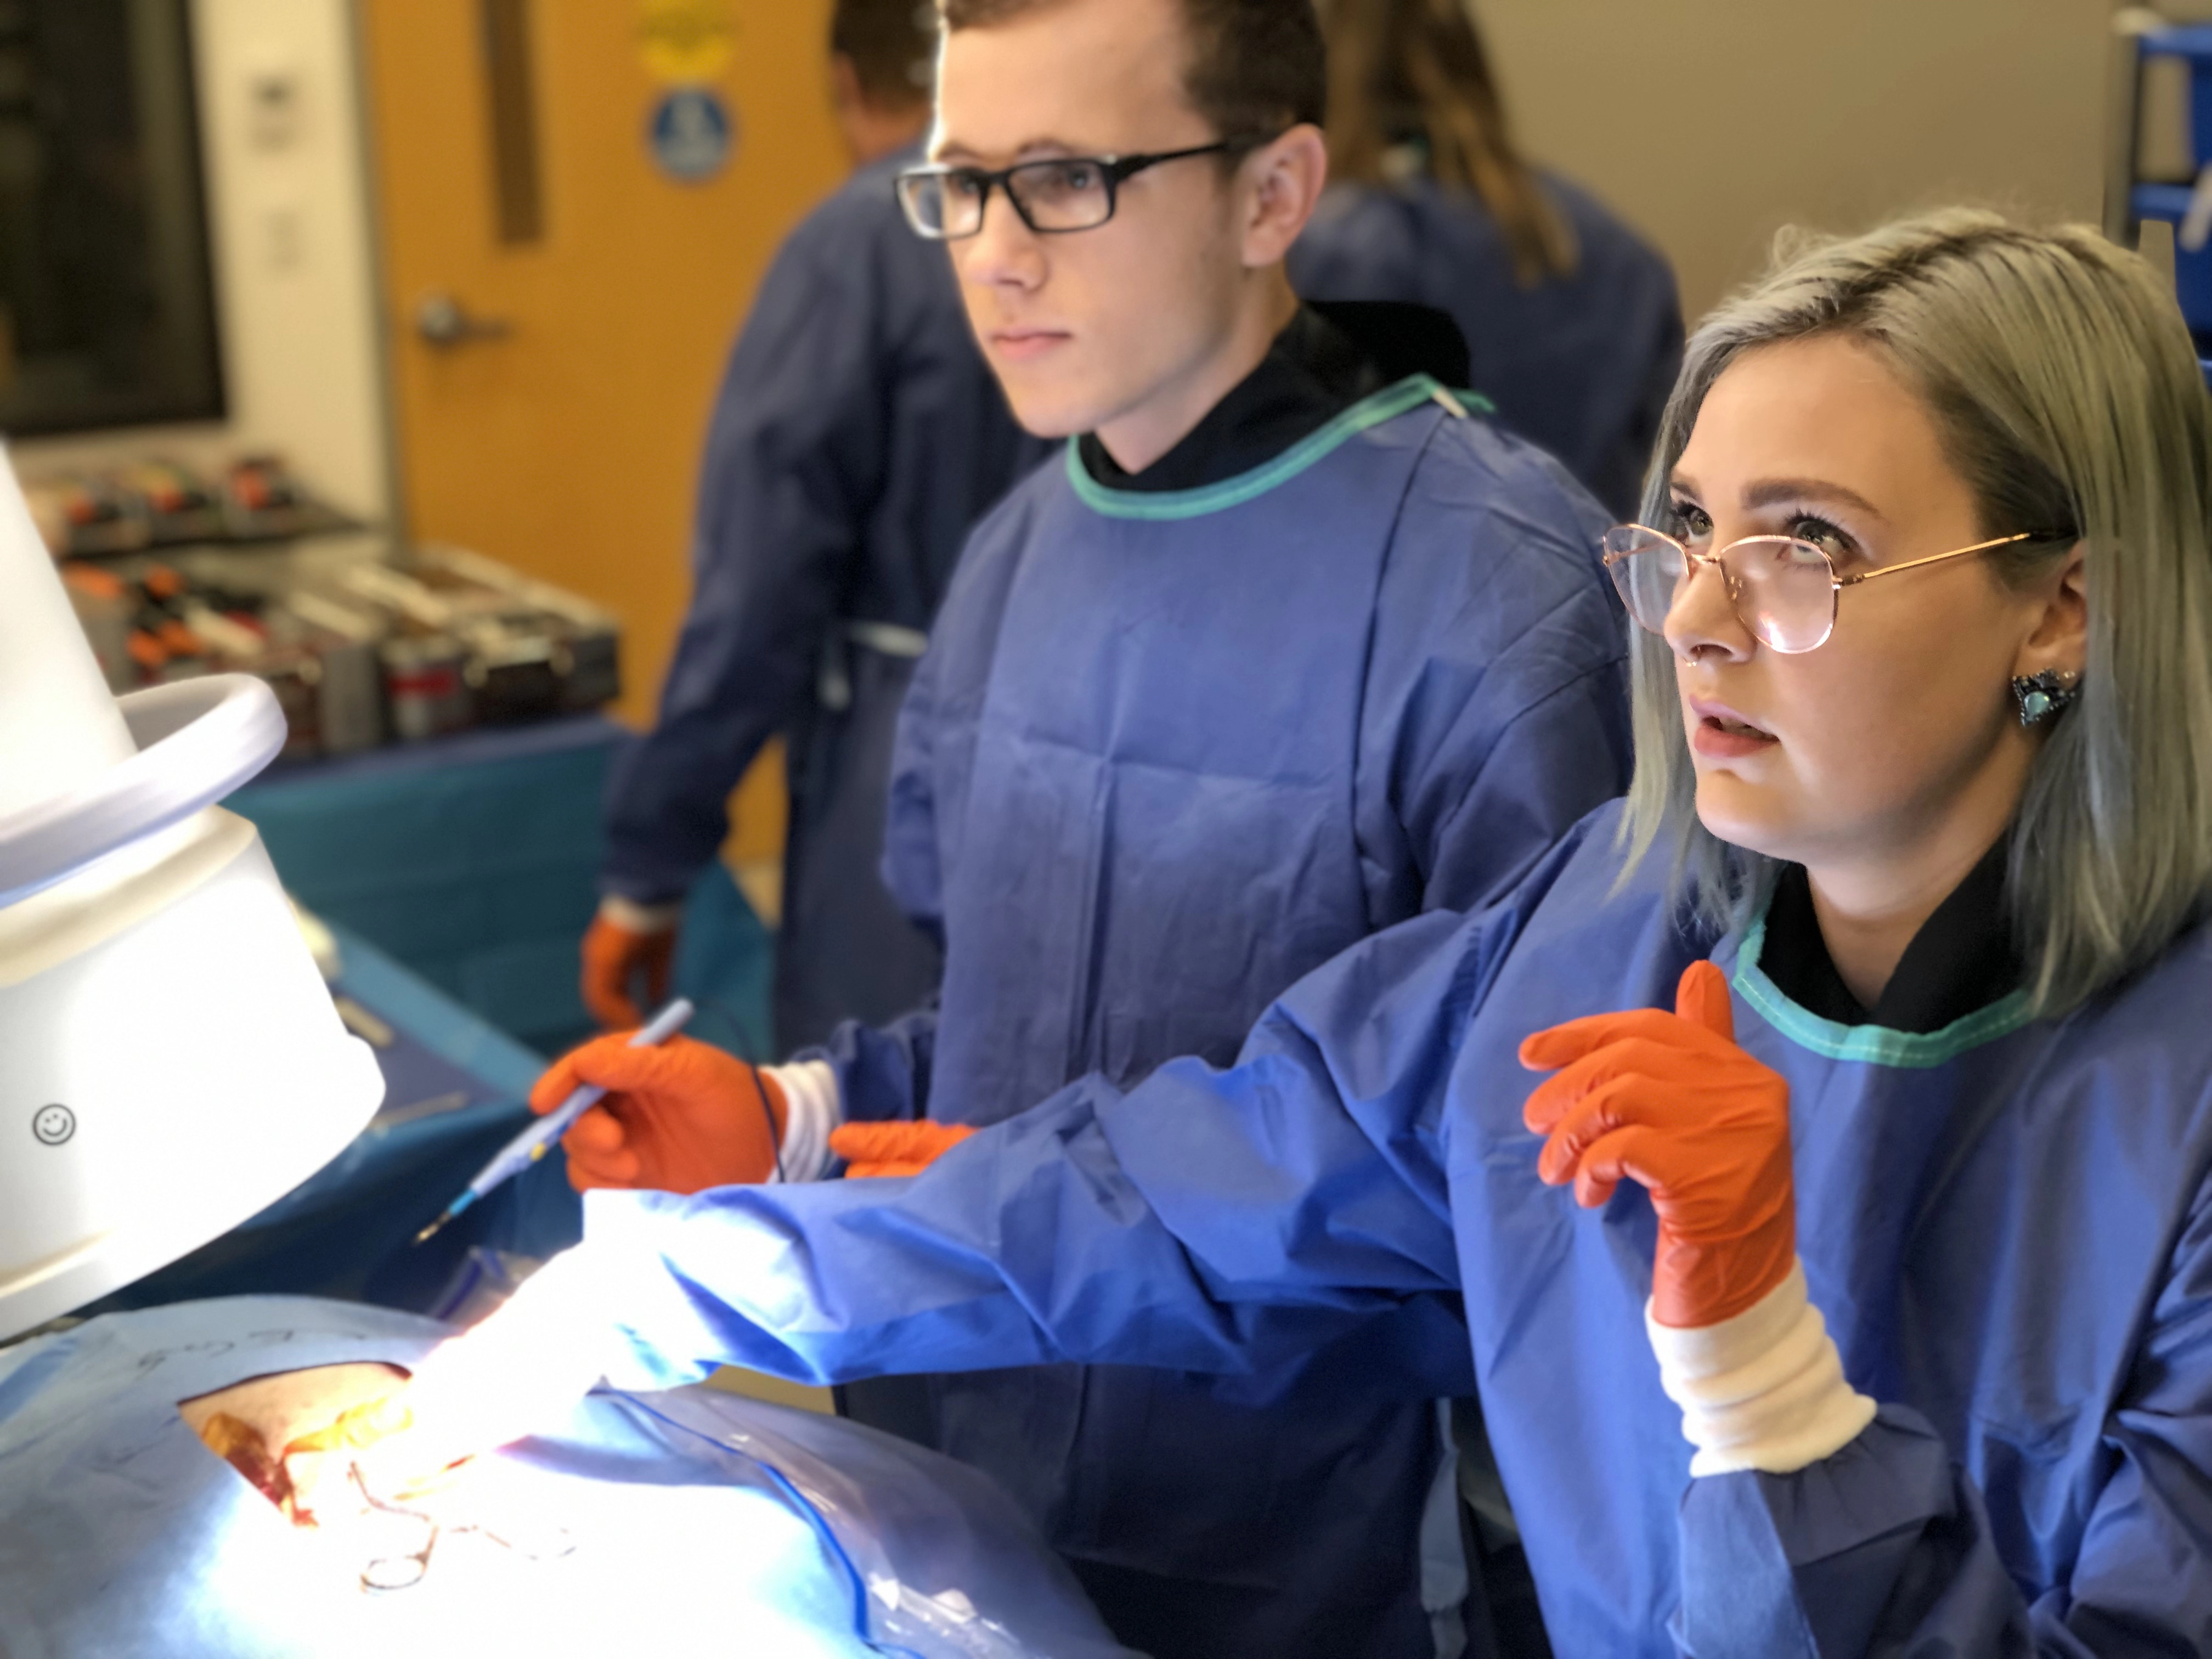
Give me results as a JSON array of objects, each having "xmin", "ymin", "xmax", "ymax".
[{"xmin": 647, "ymin": 87, "xmax": 735, "ymax": 183}]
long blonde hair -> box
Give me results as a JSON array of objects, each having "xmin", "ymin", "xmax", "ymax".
[
  {"xmin": 1319, "ymin": 0, "xmax": 1572, "ymax": 285},
  {"xmin": 1623, "ymin": 209, "xmax": 2212, "ymax": 1015}
]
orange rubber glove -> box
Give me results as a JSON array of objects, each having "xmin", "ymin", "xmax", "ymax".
[
  {"xmin": 830, "ymin": 1120, "xmax": 977, "ymax": 1178},
  {"xmin": 1518, "ymin": 960, "xmax": 1795, "ymax": 1329},
  {"xmin": 532, "ymin": 1032, "xmax": 786, "ymax": 1194},
  {"xmin": 580, "ymin": 911, "xmax": 676, "ymax": 1031}
]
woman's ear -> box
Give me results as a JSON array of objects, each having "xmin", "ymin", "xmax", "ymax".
[{"xmin": 2013, "ymin": 542, "xmax": 2087, "ymax": 680}]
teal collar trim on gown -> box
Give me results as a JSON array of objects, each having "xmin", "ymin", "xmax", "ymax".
[
  {"xmin": 1064, "ymin": 375, "xmax": 1487, "ymax": 522},
  {"xmin": 1730, "ymin": 904, "xmax": 2035, "ymax": 1068}
]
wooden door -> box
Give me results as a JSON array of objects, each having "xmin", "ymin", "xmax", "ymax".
[{"xmin": 361, "ymin": 0, "xmax": 840, "ymax": 864}]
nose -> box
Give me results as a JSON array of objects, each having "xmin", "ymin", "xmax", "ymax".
[
  {"xmin": 952, "ymin": 188, "xmax": 1045, "ymax": 295},
  {"xmin": 1661, "ymin": 551, "xmax": 1755, "ymax": 664}
]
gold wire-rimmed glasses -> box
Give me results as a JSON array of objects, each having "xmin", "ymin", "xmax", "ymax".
[{"xmin": 1600, "ymin": 523, "xmax": 2036, "ymax": 654}]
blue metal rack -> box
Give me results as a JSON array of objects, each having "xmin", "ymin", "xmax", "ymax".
[
  {"xmin": 2131, "ymin": 30, "xmax": 2212, "ymax": 331},
  {"xmin": 2121, "ymin": 24, "xmax": 2212, "ymax": 384}
]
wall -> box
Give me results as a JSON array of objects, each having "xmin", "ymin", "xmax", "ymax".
[
  {"xmin": 14, "ymin": 0, "xmax": 390, "ymax": 525},
  {"xmin": 1478, "ymin": 0, "xmax": 2114, "ymax": 323},
  {"xmin": 0, "ymin": 2, "xmax": 2137, "ymax": 517}
]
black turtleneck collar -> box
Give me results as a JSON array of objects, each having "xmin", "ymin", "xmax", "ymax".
[
  {"xmin": 1075, "ymin": 301, "xmax": 1465, "ymax": 495},
  {"xmin": 1758, "ymin": 839, "xmax": 2022, "ymax": 1034}
]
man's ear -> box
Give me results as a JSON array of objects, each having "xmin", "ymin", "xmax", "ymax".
[
  {"xmin": 1240, "ymin": 123, "xmax": 1328, "ymax": 269},
  {"xmin": 2013, "ymin": 541, "xmax": 2088, "ymax": 682}
]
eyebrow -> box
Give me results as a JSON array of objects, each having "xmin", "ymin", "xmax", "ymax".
[
  {"xmin": 1666, "ymin": 473, "xmax": 1889, "ymax": 523},
  {"xmin": 930, "ymin": 137, "xmax": 1086, "ymax": 165},
  {"xmin": 1742, "ymin": 477, "xmax": 1889, "ymax": 523}
]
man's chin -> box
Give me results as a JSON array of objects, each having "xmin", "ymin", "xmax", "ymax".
[
  {"xmin": 998, "ymin": 384, "xmax": 1096, "ymax": 442},
  {"xmin": 986, "ymin": 354, "xmax": 1126, "ymax": 441}
]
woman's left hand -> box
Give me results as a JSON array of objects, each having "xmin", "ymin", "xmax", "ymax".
[{"xmin": 1519, "ymin": 961, "xmax": 1796, "ymax": 1329}]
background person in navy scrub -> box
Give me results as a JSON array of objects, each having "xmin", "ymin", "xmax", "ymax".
[
  {"xmin": 1290, "ymin": 0, "xmax": 1681, "ymax": 516},
  {"xmin": 583, "ymin": 0, "xmax": 1049, "ymax": 1048}
]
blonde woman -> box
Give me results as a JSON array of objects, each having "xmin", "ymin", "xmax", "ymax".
[{"xmin": 302, "ymin": 212, "xmax": 2212, "ymax": 1652}]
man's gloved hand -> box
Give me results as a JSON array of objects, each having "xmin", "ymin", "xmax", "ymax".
[
  {"xmin": 580, "ymin": 901, "xmax": 679, "ymax": 1030},
  {"xmin": 534, "ymin": 1033, "xmax": 786, "ymax": 1194},
  {"xmin": 1518, "ymin": 960, "xmax": 1795, "ymax": 1329},
  {"xmin": 829, "ymin": 1120, "xmax": 977, "ymax": 1178},
  {"xmin": 280, "ymin": 1249, "xmax": 619, "ymax": 1521}
]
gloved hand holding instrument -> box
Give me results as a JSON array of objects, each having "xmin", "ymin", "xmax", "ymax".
[
  {"xmin": 531, "ymin": 1026, "xmax": 974, "ymax": 1193},
  {"xmin": 537, "ymin": 1029, "xmax": 787, "ymax": 1194},
  {"xmin": 413, "ymin": 998, "xmax": 703, "ymax": 1243},
  {"xmin": 1519, "ymin": 960, "xmax": 1874, "ymax": 1474}
]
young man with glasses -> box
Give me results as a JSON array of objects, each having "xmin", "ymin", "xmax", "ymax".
[{"xmin": 328, "ymin": 2, "xmax": 1627, "ymax": 1654}]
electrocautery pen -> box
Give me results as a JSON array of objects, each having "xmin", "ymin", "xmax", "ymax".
[{"xmin": 413, "ymin": 997, "xmax": 695, "ymax": 1245}]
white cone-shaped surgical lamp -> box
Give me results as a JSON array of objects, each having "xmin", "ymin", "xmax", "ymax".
[{"xmin": 0, "ymin": 458, "xmax": 382, "ymax": 1340}]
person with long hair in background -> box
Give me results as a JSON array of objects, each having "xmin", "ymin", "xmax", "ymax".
[{"xmin": 1293, "ymin": 0, "xmax": 1681, "ymax": 516}]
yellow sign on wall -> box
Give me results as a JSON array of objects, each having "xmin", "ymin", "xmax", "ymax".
[{"xmin": 639, "ymin": 0, "xmax": 733, "ymax": 82}]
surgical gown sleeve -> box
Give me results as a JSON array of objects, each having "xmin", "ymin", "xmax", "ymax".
[
  {"xmin": 1674, "ymin": 1170, "xmax": 2212, "ymax": 1657},
  {"xmin": 600, "ymin": 206, "xmax": 892, "ymax": 905},
  {"xmin": 1357, "ymin": 435, "xmax": 1629, "ymax": 921},
  {"xmin": 583, "ymin": 883, "xmax": 1538, "ymax": 1390}
]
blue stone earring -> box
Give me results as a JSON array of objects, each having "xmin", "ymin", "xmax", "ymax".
[{"xmin": 2011, "ymin": 667, "xmax": 2081, "ymax": 727}]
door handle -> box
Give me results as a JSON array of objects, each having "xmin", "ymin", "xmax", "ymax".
[{"xmin": 414, "ymin": 290, "xmax": 514, "ymax": 348}]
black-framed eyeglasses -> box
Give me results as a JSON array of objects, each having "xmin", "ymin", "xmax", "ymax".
[{"xmin": 895, "ymin": 138, "xmax": 1275, "ymax": 240}]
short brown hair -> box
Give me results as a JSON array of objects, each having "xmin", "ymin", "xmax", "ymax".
[
  {"xmin": 832, "ymin": 0, "xmax": 936, "ymax": 109},
  {"xmin": 939, "ymin": 0, "xmax": 1325, "ymax": 139}
]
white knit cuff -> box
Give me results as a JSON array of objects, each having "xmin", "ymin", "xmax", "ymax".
[
  {"xmin": 1646, "ymin": 1260, "xmax": 1877, "ymax": 1477},
  {"xmin": 599, "ymin": 894, "xmax": 684, "ymax": 933},
  {"xmin": 761, "ymin": 1059, "xmax": 840, "ymax": 1182}
]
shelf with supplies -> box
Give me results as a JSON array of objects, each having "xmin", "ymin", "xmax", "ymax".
[
  {"xmin": 26, "ymin": 454, "xmax": 357, "ymax": 556},
  {"xmin": 58, "ymin": 530, "xmax": 623, "ymax": 767}
]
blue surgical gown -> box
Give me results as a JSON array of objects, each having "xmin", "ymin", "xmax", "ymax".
[
  {"xmin": 1290, "ymin": 176, "xmax": 1683, "ymax": 518},
  {"xmin": 587, "ymin": 800, "xmax": 2212, "ymax": 1656},
  {"xmin": 599, "ymin": 143, "xmax": 1050, "ymax": 1051},
  {"xmin": 773, "ymin": 374, "xmax": 1628, "ymax": 1656}
]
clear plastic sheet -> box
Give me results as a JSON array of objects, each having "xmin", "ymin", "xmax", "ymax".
[{"xmin": 0, "ymin": 1296, "xmax": 1135, "ymax": 1659}]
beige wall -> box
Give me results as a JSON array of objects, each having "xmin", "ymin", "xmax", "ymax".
[
  {"xmin": 1479, "ymin": 0, "xmax": 2114, "ymax": 323},
  {"xmin": 15, "ymin": 0, "xmax": 389, "ymax": 524},
  {"xmin": 7, "ymin": 2, "xmax": 2137, "ymax": 509}
]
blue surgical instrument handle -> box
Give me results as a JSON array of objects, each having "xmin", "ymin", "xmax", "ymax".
[{"xmin": 413, "ymin": 998, "xmax": 696, "ymax": 1244}]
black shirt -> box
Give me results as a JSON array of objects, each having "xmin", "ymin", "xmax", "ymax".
[
  {"xmin": 1758, "ymin": 840, "xmax": 2021, "ymax": 1033},
  {"xmin": 1075, "ymin": 303, "xmax": 1452, "ymax": 494}
]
